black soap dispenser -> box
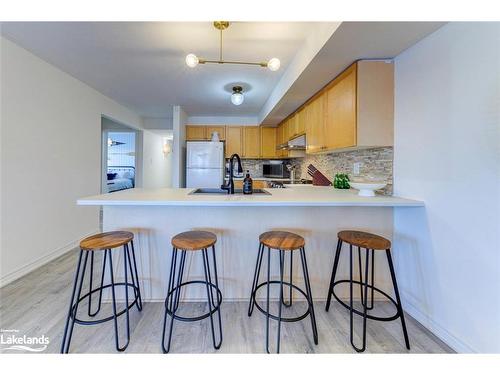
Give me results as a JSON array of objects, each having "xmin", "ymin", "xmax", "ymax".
[{"xmin": 243, "ymin": 170, "xmax": 253, "ymax": 194}]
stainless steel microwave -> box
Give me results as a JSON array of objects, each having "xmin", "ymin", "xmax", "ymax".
[{"xmin": 262, "ymin": 161, "xmax": 290, "ymax": 179}]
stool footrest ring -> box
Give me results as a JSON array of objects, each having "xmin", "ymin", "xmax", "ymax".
[
  {"xmin": 165, "ymin": 280, "xmax": 222, "ymax": 322},
  {"xmin": 331, "ymin": 280, "xmax": 401, "ymax": 322},
  {"xmin": 252, "ymin": 281, "xmax": 311, "ymax": 323},
  {"xmin": 70, "ymin": 282, "xmax": 140, "ymax": 325}
]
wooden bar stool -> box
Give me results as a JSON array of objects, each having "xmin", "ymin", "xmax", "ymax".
[
  {"xmin": 248, "ymin": 231, "xmax": 318, "ymax": 353},
  {"xmin": 161, "ymin": 230, "xmax": 222, "ymax": 353},
  {"xmin": 60, "ymin": 231, "xmax": 142, "ymax": 353},
  {"xmin": 325, "ymin": 230, "xmax": 410, "ymax": 352}
]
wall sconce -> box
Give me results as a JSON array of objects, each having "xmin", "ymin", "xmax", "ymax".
[{"xmin": 163, "ymin": 139, "xmax": 172, "ymax": 157}]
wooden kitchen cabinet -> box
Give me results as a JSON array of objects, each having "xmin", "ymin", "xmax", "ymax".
[
  {"xmin": 242, "ymin": 126, "xmax": 261, "ymax": 158},
  {"xmin": 297, "ymin": 108, "xmax": 306, "ymax": 136},
  {"xmin": 305, "ymin": 93, "xmax": 326, "ymax": 153},
  {"xmin": 281, "ymin": 118, "xmax": 289, "ymax": 142},
  {"xmin": 225, "ymin": 126, "xmax": 243, "ymax": 158},
  {"xmin": 287, "ymin": 114, "xmax": 298, "ymax": 140},
  {"xmin": 186, "ymin": 125, "xmax": 207, "ymax": 140},
  {"xmin": 325, "ymin": 63, "xmax": 357, "ymax": 149},
  {"xmin": 305, "ymin": 60, "xmax": 394, "ymax": 153},
  {"xmin": 206, "ymin": 126, "xmax": 225, "ymax": 140},
  {"xmin": 260, "ymin": 127, "xmax": 277, "ymax": 158},
  {"xmin": 288, "ymin": 111, "xmax": 305, "ymax": 140}
]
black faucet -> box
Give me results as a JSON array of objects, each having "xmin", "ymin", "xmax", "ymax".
[{"xmin": 221, "ymin": 153, "xmax": 243, "ymax": 194}]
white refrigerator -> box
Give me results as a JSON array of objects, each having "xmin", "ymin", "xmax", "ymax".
[{"xmin": 186, "ymin": 141, "xmax": 225, "ymax": 188}]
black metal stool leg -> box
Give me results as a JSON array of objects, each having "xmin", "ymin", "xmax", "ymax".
[
  {"xmin": 162, "ymin": 248, "xmax": 186, "ymax": 353},
  {"xmin": 326, "ymin": 239, "xmax": 342, "ymax": 311},
  {"xmin": 210, "ymin": 245, "xmax": 223, "ymax": 345},
  {"xmin": 60, "ymin": 250, "xmax": 88, "ymax": 353},
  {"xmin": 129, "ymin": 240, "xmax": 143, "ymax": 310},
  {"xmin": 202, "ymin": 247, "xmax": 222, "ymax": 349},
  {"xmin": 88, "ymin": 251, "xmax": 106, "ymax": 317},
  {"xmin": 173, "ymin": 250, "xmax": 187, "ymax": 311},
  {"xmin": 357, "ymin": 247, "xmax": 375, "ymax": 311},
  {"xmin": 108, "ymin": 247, "xmax": 130, "ymax": 351},
  {"xmin": 299, "ymin": 247, "xmax": 318, "ymax": 345},
  {"xmin": 126, "ymin": 240, "xmax": 142, "ymax": 311},
  {"xmin": 275, "ymin": 250, "xmax": 285, "ymax": 353},
  {"xmin": 265, "ymin": 246, "xmax": 271, "ymax": 354},
  {"xmin": 281, "ymin": 250, "xmax": 293, "ymax": 307},
  {"xmin": 349, "ymin": 246, "xmax": 370, "ymax": 352},
  {"xmin": 204, "ymin": 247, "xmax": 217, "ymax": 310},
  {"xmin": 161, "ymin": 247, "xmax": 178, "ymax": 353},
  {"xmin": 386, "ymin": 249, "xmax": 410, "ymax": 350},
  {"xmin": 248, "ymin": 243, "xmax": 264, "ymax": 316},
  {"xmin": 358, "ymin": 247, "xmax": 364, "ymax": 308}
]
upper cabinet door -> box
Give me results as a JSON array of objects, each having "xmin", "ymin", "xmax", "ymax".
[
  {"xmin": 288, "ymin": 114, "xmax": 299, "ymax": 140},
  {"xmin": 225, "ymin": 126, "xmax": 243, "ymax": 158},
  {"xmin": 297, "ymin": 108, "xmax": 306, "ymax": 136},
  {"xmin": 305, "ymin": 93, "xmax": 326, "ymax": 154},
  {"xmin": 325, "ymin": 64, "xmax": 357, "ymax": 149},
  {"xmin": 243, "ymin": 126, "xmax": 261, "ymax": 158},
  {"xmin": 206, "ymin": 126, "xmax": 226, "ymax": 140},
  {"xmin": 186, "ymin": 125, "xmax": 207, "ymax": 140},
  {"xmin": 260, "ymin": 127, "xmax": 277, "ymax": 158}
]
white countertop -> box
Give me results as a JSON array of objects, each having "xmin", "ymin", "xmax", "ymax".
[{"xmin": 77, "ymin": 186, "xmax": 424, "ymax": 207}]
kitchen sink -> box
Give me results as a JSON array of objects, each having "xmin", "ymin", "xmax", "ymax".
[{"xmin": 189, "ymin": 188, "xmax": 271, "ymax": 195}]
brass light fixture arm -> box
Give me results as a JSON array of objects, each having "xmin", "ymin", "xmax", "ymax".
[
  {"xmin": 199, "ymin": 59, "xmax": 267, "ymax": 67},
  {"xmin": 196, "ymin": 21, "xmax": 268, "ymax": 68}
]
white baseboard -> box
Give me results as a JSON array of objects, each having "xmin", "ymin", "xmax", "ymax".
[
  {"xmin": 0, "ymin": 231, "xmax": 97, "ymax": 288},
  {"xmin": 402, "ymin": 297, "xmax": 475, "ymax": 353}
]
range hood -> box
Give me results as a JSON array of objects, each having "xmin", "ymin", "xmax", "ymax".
[{"xmin": 277, "ymin": 134, "xmax": 306, "ymax": 151}]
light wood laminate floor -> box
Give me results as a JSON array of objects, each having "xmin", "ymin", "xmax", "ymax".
[{"xmin": 0, "ymin": 249, "xmax": 453, "ymax": 354}]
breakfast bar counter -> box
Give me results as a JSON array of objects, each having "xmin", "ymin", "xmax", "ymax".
[
  {"xmin": 77, "ymin": 186, "xmax": 423, "ymax": 207},
  {"xmin": 77, "ymin": 186, "xmax": 423, "ymax": 301}
]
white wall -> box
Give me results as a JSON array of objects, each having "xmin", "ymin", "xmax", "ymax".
[
  {"xmin": 172, "ymin": 105, "xmax": 187, "ymax": 188},
  {"xmin": 142, "ymin": 131, "xmax": 172, "ymax": 188},
  {"xmin": 393, "ymin": 23, "xmax": 500, "ymax": 353},
  {"xmin": 143, "ymin": 117, "xmax": 173, "ymax": 130},
  {"xmin": 0, "ymin": 36, "xmax": 143, "ymax": 286}
]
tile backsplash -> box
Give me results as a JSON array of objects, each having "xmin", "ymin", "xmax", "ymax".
[
  {"xmin": 237, "ymin": 159, "xmax": 265, "ymax": 178},
  {"xmin": 294, "ymin": 147, "xmax": 393, "ymax": 195},
  {"xmin": 227, "ymin": 146, "xmax": 393, "ymax": 195}
]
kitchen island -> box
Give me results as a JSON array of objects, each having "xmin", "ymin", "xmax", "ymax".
[{"xmin": 78, "ymin": 186, "xmax": 423, "ymax": 301}]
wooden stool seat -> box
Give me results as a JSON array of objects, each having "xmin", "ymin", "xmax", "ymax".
[
  {"xmin": 171, "ymin": 230, "xmax": 217, "ymax": 251},
  {"xmin": 259, "ymin": 231, "xmax": 305, "ymax": 250},
  {"xmin": 338, "ymin": 230, "xmax": 391, "ymax": 250},
  {"xmin": 80, "ymin": 231, "xmax": 134, "ymax": 250}
]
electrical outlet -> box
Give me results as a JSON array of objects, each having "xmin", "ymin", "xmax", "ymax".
[{"xmin": 353, "ymin": 162, "xmax": 361, "ymax": 175}]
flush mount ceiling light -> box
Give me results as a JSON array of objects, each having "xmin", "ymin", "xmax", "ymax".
[
  {"xmin": 231, "ymin": 86, "xmax": 244, "ymax": 106},
  {"xmin": 185, "ymin": 21, "xmax": 281, "ymax": 71}
]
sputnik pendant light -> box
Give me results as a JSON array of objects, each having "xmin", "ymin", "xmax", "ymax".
[{"xmin": 185, "ymin": 21, "xmax": 281, "ymax": 71}]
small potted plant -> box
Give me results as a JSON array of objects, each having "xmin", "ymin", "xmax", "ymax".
[{"xmin": 333, "ymin": 173, "xmax": 350, "ymax": 189}]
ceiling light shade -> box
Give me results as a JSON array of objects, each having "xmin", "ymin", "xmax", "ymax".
[
  {"xmin": 231, "ymin": 86, "xmax": 244, "ymax": 106},
  {"xmin": 267, "ymin": 57, "xmax": 281, "ymax": 71},
  {"xmin": 185, "ymin": 53, "xmax": 199, "ymax": 68}
]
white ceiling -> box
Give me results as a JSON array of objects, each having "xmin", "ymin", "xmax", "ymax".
[
  {"xmin": 1, "ymin": 22, "xmax": 323, "ymax": 118},
  {"xmin": 1, "ymin": 21, "xmax": 445, "ymax": 125}
]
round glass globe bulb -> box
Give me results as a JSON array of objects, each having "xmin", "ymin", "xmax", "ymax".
[
  {"xmin": 267, "ymin": 57, "xmax": 281, "ymax": 71},
  {"xmin": 231, "ymin": 92, "xmax": 244, "ymax": 106},
  {"xmin": 185, "ymin": 53, "xmax": 199, "ymax": 68}
]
